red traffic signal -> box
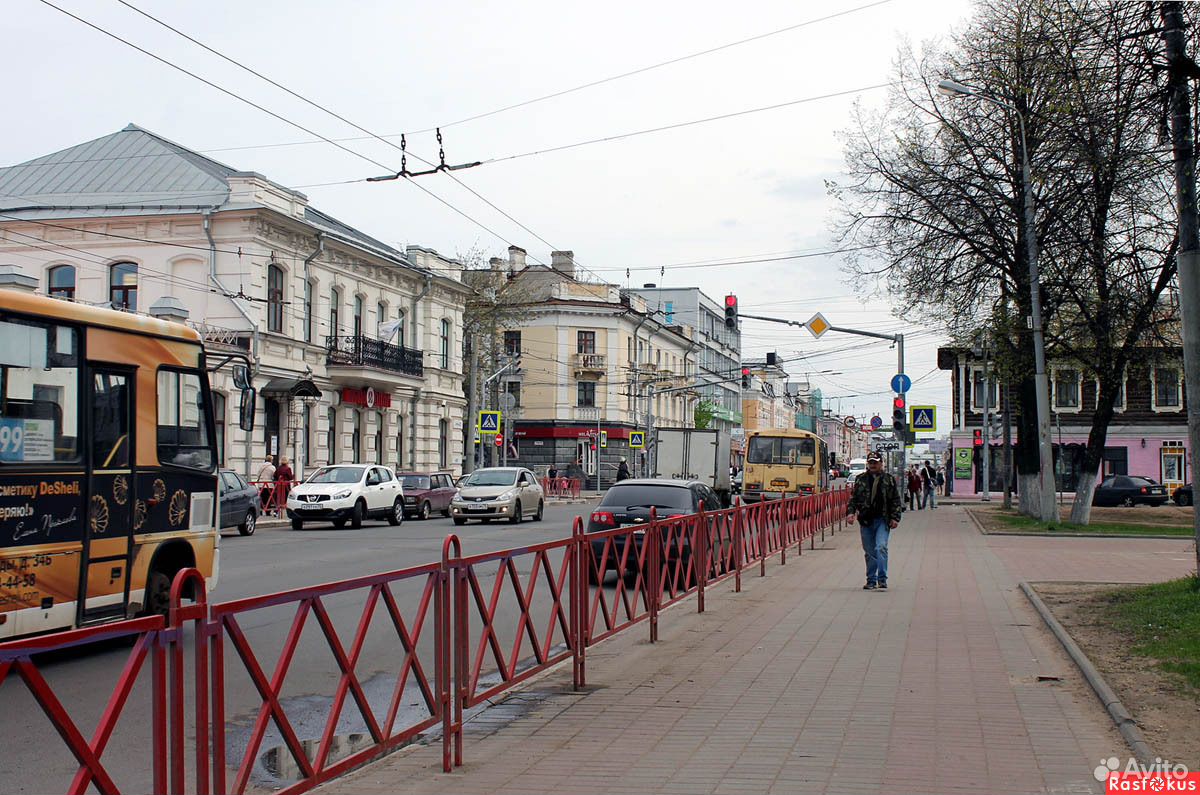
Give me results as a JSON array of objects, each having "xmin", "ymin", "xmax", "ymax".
[
  {"xmin": 973, "ymin": 429, "xmax": 983, "ymax": 447},
  {"xmin": 494, "ymin": 434, "xmax": 504, "ymax": 447},
  {"xmin": 893, "ymin": 395, "xmax": 906, "ymax": 410},
  {"xmin": 724, "ymin": 295, "xmax": 738, "ymax": 330},
  {"xmin": 590, "ymin": 443, "xmax": 597, "ymax": 452},
  {"xmin": 725, "ymin": 294, "xmax": 738, "ymax": 308}
]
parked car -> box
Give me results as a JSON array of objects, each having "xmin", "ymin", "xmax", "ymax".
[
  {"xmin": 1091, "ymin": 475, "xmax": 1169, "ymax": 507},
  {"xmin": 450, "ymin": 467, "xmax": 544, "ymax": 525},
  {"xmin": 399, "ymin": 471, "xmax": 457, "ymax": 519},
  {"xmin": 585, "ymin": 479, "xmax": 724, "ymax": 584},
  {"xmin": 1173, "ymin": 483, "xmax": 1193, "ymax": 506},
  {"xmin": 286, "ymin": 465, "xmax": 404, "ymax": 529},
  {"xmin": 218, "ymin": 468, "xmax": 260, "ymax": 536}
]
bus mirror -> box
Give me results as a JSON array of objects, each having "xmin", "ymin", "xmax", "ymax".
[
  {"xmin": 239, "ymin": 387, "xmax": 256, "ymax": 432},
  {"xmin": 232, "ymin": 365, "xmax": 249, "ymax": 390}
]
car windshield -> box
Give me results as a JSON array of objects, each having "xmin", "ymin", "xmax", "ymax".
[
  {"xmin": 402, "ymin": 475, "xmax": 431, "ymax": 490},
  {"xmin": 464, "ymin": 470, "xmax": 518, "ymax": 487},
  {"xmin": 600, "ymin": 484, "xmax": 693, "ymax": 511},
  {"xmin": 308, "ymin": 466, "xmax": 365, "ymax": 484}
]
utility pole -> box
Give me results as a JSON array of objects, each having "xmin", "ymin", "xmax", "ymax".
[
  {"xmin": 465, "ymin": 334, "xmax": 478, "ymax": 474},
  {"xmin": 981, "ymin": 341, "xmax": 991, "ymax": 502},
  {"xmin": 1002, "ymin": 382, "xmax": 1013, "ymax": 509},
  {"xmin": 1161, "ymin": 1, "xmax": 1200, "ymax": 575}
]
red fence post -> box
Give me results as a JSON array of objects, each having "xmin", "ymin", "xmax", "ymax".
[
  {"xmin": 733, "ymin": 498, "xmax": 743, "ymax": 594},
  {"xmin": 571, "ymin": 517, "xmax": 587, "ymax": 687},
  {"xmin": 169, "ymin": 568, "xmax": 208, "ymax": 795},
  {"xmin": 440, "ymin": 534, "xmax": 463, "ymax": 772},
  {"xmin": 648, "ymin": 507, "xmax": 660, "ymax": 643},
  {"xmin": 696, "ymin": 502, "xmax": 708, "ymax": 614},
  {"xmin": 758, "ymin": 502, "xmax": 767, "ymax": 577},
  {"xmin": 779, "ymin": 499, "xmax": 788, "ymax": 566}
]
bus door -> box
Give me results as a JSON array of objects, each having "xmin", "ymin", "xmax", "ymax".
[{"xmin": 79, "ymin": 367, "xmax": 135, "ymax": 624}]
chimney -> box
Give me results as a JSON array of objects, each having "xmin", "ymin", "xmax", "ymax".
[
  {"xmin": 0, "ymin": 265, "xmax": 37, "ymax": 293},
  {"xmin": 507, "ymin": 245, "xmax": 527, "ymax": 270},
  {"xmin": 489, "ymin": 257, "xmax": 505, "ymax": 271},
  {"xmin": 551, "ymin": 250, "xmax": 575, "ymax": 277},
  {"xmin": 148, "ymin": 295, "xmax": 190, "ymax": 323}
]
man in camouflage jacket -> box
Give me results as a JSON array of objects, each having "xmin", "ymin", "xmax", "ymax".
[{"xmin": 846, "ymin": 452, "xmax": 902, "ymax": 590}]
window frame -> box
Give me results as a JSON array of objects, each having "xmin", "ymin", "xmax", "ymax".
[
  {"xmin": 47, "ymin": 264, "xmax": 76, "ymax": 300},
  {"xmin": 577, "ymin": 381, "xmax": 596, "ymax": 407},
  {"xmin": 1151, "ymin": 365, "xmax": 1183, "ymax": 412},
  {"xmin": 1051, "ymin": 366, "xmax": 1082, "ymax": 413},
  {"xmin": 109, "ymin": 262, "xmax": 138, "ymax": 311},
  {"xmin": 330, "ymin": 287, "xmax": 342, "ymax": 337},
  {"xmin": 303, "ymin": 280, "xmax": 314, "ymax": 343},
  {"xmin": 266, "ymin": 264, "xmax": 285, "ymax": 334},
  {"xmin": 155, "ymin": 366, "xmax": 217, "ymax": 472},
  {"xmin": 440, "ymin": 319, "xmax": 451, "ymax": 369},
  {"xmin": 353, "ymin": 295, "xmax": 364, "ymax": 339},
  {"xmin": 577, "ymin": 330, "xmax": 596, "ymax": 354},
  {"xmin": 968, "ymin": 367, "xmax": 999, "ymax": 413},
  {"xmin": 504, "ymin": 330, "xmax": 522, "ymax": 356}
]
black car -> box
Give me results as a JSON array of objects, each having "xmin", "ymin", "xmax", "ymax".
[
  {"xmin": 219, "ymin": 468, "xmax": 260, "ymax": 536},
  {"xmin": 1173, "ymin": 484, "xmax": 1193, "ymax": 506},
  {"xmin": 585, "ymin": 479, "xmax": 723, "ymax": 584},
  {"xmin": 1092, "ymin": 475, "xmax": 1169, "ymax": 507}
]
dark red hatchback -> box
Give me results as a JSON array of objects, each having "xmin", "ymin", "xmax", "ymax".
[{"xmin": 398, "ymin": 472, "xmax": 458, "ymax": 519}]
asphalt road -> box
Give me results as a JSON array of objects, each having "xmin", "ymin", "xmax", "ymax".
[{"xmin": 2, "ymin": 500, "xmax": 601, "ymax": 794}]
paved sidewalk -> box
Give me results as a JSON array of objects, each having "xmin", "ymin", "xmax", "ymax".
[{"xmin": 319, "ymin": 506, "xmax": 1195, "ymax": 795}]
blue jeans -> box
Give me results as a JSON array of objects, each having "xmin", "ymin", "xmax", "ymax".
[
  {"xmin": 860, "ymin": 518, "xmax": 890, "ymax": 584},
  {"xmin": 924, "ymin": 485, "xmax": 936, "ymax": 509}
]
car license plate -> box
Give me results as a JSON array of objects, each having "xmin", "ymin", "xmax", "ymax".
[
  {"xmin": 467, "ymin": 505, "xmax": 488, "ymax": 512},
  {"xmin": 299, "ymin": 503, "xmax": 321, "ymax": 510}
]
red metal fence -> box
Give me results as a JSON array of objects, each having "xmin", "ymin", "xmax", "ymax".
[{"xmin": 0, "ymin": 490, "xmax": 850, "ymax": 794}]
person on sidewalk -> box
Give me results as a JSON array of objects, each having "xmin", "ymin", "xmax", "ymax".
[
  {"xmin": 273, "ymin": 457, "xmax": 294, "ymax": 516},
  {"xmin": 616, "ymin": 458, "xmax": 630, "ymax": 482},
  {"xmin": 906, "ymin": 465, "xmax": 921, "ymax": 510},
  {"xmin": 935, "ymin": 466, "xmax": 946, "ymax": 499},
  {"xmin": 922, "ymin": 461, "xmax": 937, "ymax": 509},
  {"xmin": 847, "ymin": 452, "xmax": 902, "ymax": 590},
  {"xmin": 256, "ymin": 454, "xmax": 276, "ymax": 510}
]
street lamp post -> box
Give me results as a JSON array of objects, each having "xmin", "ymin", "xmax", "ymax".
[{"xmin": 938, "ymin": 78, "xmax": 1056, "ymax": 522}]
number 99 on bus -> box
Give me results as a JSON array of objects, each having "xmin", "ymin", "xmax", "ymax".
[{"xmin": 0, "ymin": 423, "xmax": 23, "ymax": 455}]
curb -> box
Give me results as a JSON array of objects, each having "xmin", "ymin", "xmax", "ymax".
[
  {"xmin": 1018, "ymin": 581, "xmax": 1154, "ymax": 765},
  {"xmin": 963, "ymin": 507, "xmax": 1188, "ymax": 540}
]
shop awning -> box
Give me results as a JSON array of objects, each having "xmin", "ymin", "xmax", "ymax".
[{"xmin": 261, "ymin": 377, "xmax": 321, "ymax": 399}]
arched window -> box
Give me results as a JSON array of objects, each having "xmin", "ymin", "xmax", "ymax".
[
  {"xmin": 110, "ymin": 262, "xmax": 138, "ymax": 311},
  {"xmin": 351, "ymin": 410, "xmax": 363, "ymax": 462},
  {"xmin": 440, "ymin": 319, "xmax": 450, "ymax": 369},
  {"xmin": 377, "ymin": 302, "xmax": 387, "ymax": 339},
  {"xmin": 48, "ymin": 265, "xmax": 75, "ymax": 299},
  {"xmin": 395, "ymin": 309, "xmax": 405, "ymax": 349},
  {"xmin": 304, "ymin": 280, "xmax": 314, "ymax": 343},
  {"xmin": 330, "ymin": 287, "xmax": 341, "ymax": 337},
  {"xmin": 354, "ymin": 295, "xmax": 364, "ymax": 338},
  {"xmin": 395, "ymin": 423, "xmax": 404, "ymax": 470},
  {"xmin": 267, "ymin": 264, "xmax": 285, "ymax": 333}
]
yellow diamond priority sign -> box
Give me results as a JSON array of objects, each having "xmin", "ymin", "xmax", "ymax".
[{"xmin": 806, "ymin": 312, "xmax": 831, "ymax": 339}]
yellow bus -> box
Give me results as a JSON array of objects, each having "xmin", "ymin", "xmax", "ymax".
[
  {"xmin": 0, "ymin": 291, "xmax": 234, "ymax": 638},
  {"xmin": 742, "ymin": 428, "xmax": 829, "ymax": 503}
]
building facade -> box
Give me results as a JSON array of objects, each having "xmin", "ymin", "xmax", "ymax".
[
  {"xmin": 937, "ymin": 347, "xmax": 1191, "ymax": 495},
  {"xmin": 471, "ymin": 249, "xmax": 697, "ymax": 486},
  {"xmin": 0, "ymin": 124, "xmax": 469, "ymax": 479}
]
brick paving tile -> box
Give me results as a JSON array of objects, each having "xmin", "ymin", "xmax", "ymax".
[{"xmin": 312, "ymin": 506, "xmax": 1192, "ymax": 795}]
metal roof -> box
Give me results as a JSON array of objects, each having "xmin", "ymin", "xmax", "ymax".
[{"xmin": 0, "ymin": 124, "xmax": 414, "ymax": 268}]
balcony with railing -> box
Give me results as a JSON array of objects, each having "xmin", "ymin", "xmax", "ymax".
[
  {"xmin": 326, "ymin": 335, "xmax": 424, "ymax": 382},
  {"xmin": 572, "ymin": 352, "xmax": 607, "ymax": 379}
]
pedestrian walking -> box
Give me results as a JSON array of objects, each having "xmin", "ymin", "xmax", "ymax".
[
  {"xmin": 273, "ymin": 457, "xmax": 294, "ymax": 515},
  {"xmin": 616, "ymin": 458, "xmax": 630, "ymax": 482},
  {"xmin": 922, "ymin": 461, "xmax": 937, "ymax": 509},
  {"xmin": 906, "ymin": 465, "xmax": 921, "ymax": 510},
  {"xmin": 256, "ymin": 454, "xmax": 276, "ymax": 509},
  {"xmin": 935, "ymin": 467, "xmax": 946, "ymax": 498},
  {"xmin": 846, "ymin": 452, "xmax": 902, "ymax": 590}
]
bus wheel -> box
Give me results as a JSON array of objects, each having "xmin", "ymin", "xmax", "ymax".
[{"xmin": 144, "ymin": 570, "xmax": 171, "ymax": 618}]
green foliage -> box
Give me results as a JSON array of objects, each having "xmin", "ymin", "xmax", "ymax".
[
  {"xmin": 694, "ymin": 400, "xmax": 715, "ymax": 430},
  {"xmin": 1101, "ymin": 577, "xmax": 1200, "ymax": 691},
  {"xmin": 990, "ymin": 511, "xmax": 1193, "ymax": 536}
]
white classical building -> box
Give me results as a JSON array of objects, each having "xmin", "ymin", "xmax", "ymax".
[{"xmin": 0, "ymin": 124, "xmax": 469, "ymax": 478}]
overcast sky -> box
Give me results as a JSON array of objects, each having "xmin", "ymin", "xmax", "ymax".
[{"xmin": 8, "ymin": 0, "xmax": 976, "ymax": 433}]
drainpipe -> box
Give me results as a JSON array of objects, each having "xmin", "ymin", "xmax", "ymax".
[
  {"xmin": 206, "ymin": 210, "xmax": 259, "ymax": 479},
  {"xmin": 409, "ymin": 273, "xmax": 434, "ymax": 471},
  {"xmin": 410, "ymin": 273, "xmax": 433, "ymax": 351}
]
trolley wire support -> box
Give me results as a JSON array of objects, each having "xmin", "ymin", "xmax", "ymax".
[{"xmin": 366, "ymin": 129, "xmax": 482, "ymax": 181}]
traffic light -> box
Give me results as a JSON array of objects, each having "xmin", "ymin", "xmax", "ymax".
[
  {"xmin": 892, "ymin": 394, "xmax": 906, "ymax": 433},
  {"xmin": 741, "ymin": 366, "xmax": 752, "ymax": 389},
  {"xmin": 724, "ymin": 295, "xmax": 738, "ymax": 330},
  {"xmin": 973, "ymin": 429, "xmax": 983, "ymax": 447},
  {"xmin": 989, "ymin": 415, "xmax": 1004, "ymax": 439}
]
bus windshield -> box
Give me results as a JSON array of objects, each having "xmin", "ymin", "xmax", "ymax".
[{"xmin": 747, "ymin": 436, "xmax": 815, "ymax": 466}]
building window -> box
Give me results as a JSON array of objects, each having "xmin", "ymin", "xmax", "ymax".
[
  {"xmin": 505, "ymin": 380, "xmax": 521, "ymax": 408},
  {"xmin": 264, "ymin": 399, "xmax": 279, "ymax": 453},
  {"xmin": 354, "ymin": 295, "xmax": 364, "ymax": 338},
  {"xmin": 577, "ymin": 381, "xmax": 596, "ymax": 407},
  {"xmin": 440, "ymin": 319, "xmax": 450, "ymax": 368},
  {"xmin": 396, "ymin": 425, "xmax": 405, "ymax": 470},
  {"xmin": 969, "ymin": 368, "xmax": 999, "ymax": 411},
  {"xmin": 438, "ymin": 419, "xmax": 449, "ymax": 468},
  {"xmin": 327, "ymin": 407, "xmax": 338, "ymax": 464},
  {"xmin": 48, "ymin": 264, "xmax": 75, "ymax": 299},
  {"xmin": 1095, "ymin": 373, "xmax": 1126, "ymax": 412},
  {"xmin": 109, "ymin": 262, "xmax": 138, "ymax": 311},
  {"xmin": 577, "ymin": 330, "xmax": 596, "ymax": 354},
  {"xmin": 376, "ymin": 302, "xmax": 387, "ymax": 339},
  {"xmin": 1053, "ymin": 368, "xmax": 1081, "ymax": 410},
  {"xmin": 304, "ymin": 281, "xmax": 313, "ymax": 343},
  {"xmin": 395, "ymin": 308, "xmax": 405, "ymax": 349},
  {"xmin": 352, "ymin": 410, "xmax": 363, "ymax": 462},
  {"xmin": 1153, "ymin": 366, "xmax": 1182, "ymax": 409},
  {"xmin": 374, "ymin": 411, "xmax": 384, "ymax": 465},
  {"xmin": 330, "ymin": 287, "xmax": 341, "ymax": 336},
  {"xmin": 302, "ymin": 405, "xmax": 313, "ymax": 466},
  {"xmin": 267, "ymin": 264, "xmax": 285, "ymax": 333},
  {"xmin": 504, "ymin": 330, "xmax": 522, "ymax": 356}
]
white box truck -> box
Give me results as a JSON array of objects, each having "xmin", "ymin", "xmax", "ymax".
[{"xmin": 652, "ymin": 428, "xmax": 732, "ymax": 506}]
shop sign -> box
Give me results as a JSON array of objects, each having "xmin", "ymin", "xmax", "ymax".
[{"xmin": 341, "ymin": 387, "xmax": 391, "ymax": 408}]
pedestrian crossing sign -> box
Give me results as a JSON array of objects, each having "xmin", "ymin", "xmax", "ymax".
[
  {"xmin": 909, "ymin": 406, "xmax": 936, "ymax": 432},
  {"xmin": 478, "ymin": 410, "xmax": 501, "ymax": 434},
  {"xmin": 629, "ymin": 431, "xmax": 645, "ymax": 449}
]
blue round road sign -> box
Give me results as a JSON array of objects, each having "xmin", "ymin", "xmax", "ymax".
[
  {"xmin": 870, "ymin": 415, "xmax": 882, "ymax": 430},
  {"xmin": 890, "ymin": 373, "xmax": 912, "ymax": 393}
]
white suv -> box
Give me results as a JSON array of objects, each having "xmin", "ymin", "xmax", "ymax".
[{"xmin": 287, "ymin": 465, "xmax": 404, "ymax": 530}]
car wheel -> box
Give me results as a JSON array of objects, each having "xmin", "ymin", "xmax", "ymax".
[
  {"xmin": 534, "ymin": 500, "xmax": 544, "ymax": 522},
  {"xmin": 350, "ymin": 499, "xmax": 366, "ymax": 528},
  {"xmin": 419, "ymin": 501, "xmax": 431, "ymax": 520},
  {"xmin": 238, "ymin": 509, "xmax": 257, "ymax": 536},
  {"xmin": 442, "ymin": 507, "xmax": 452, "ymax": 517},
  {"xmin": 453, "ymin": 517, "xmax": 466, "ymax": 526},
  {"xmin": 143, "ymin": 570, "xmax": 171, "ymax": 618},
  {"xmin": 291, "ymin": 518, "xmax": 304, "ymax": 531},
  {"xmin": 388, "ymin": 499, "xmax": 404, "ymax": 526},
  {"xmin": 1179, "ymin": 493, "xmax": 1192, "ymax": 507},
  {"xmin": 332, "ymin": 519, "xmax": 347, "ymax": 529},
  {"xmin": 509, "ymin": 501, "xmax": 522, "ymax": 524},
  {"xmin": 1121, "ymin": 496, "xmax": 1135, "ymax": 508}
]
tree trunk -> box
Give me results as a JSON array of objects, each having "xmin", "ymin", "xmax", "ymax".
[
  {"xmin": 1069, "ymin": 374, "xmax": 1120, "ymax": 524},
  {"xmin": 1069, "ymin": 469, "xmax": 1098, "ymax": 525},
  {"xmin": 1013, "ymin": 367, "xmax": 1042, "ymax": 519}
]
